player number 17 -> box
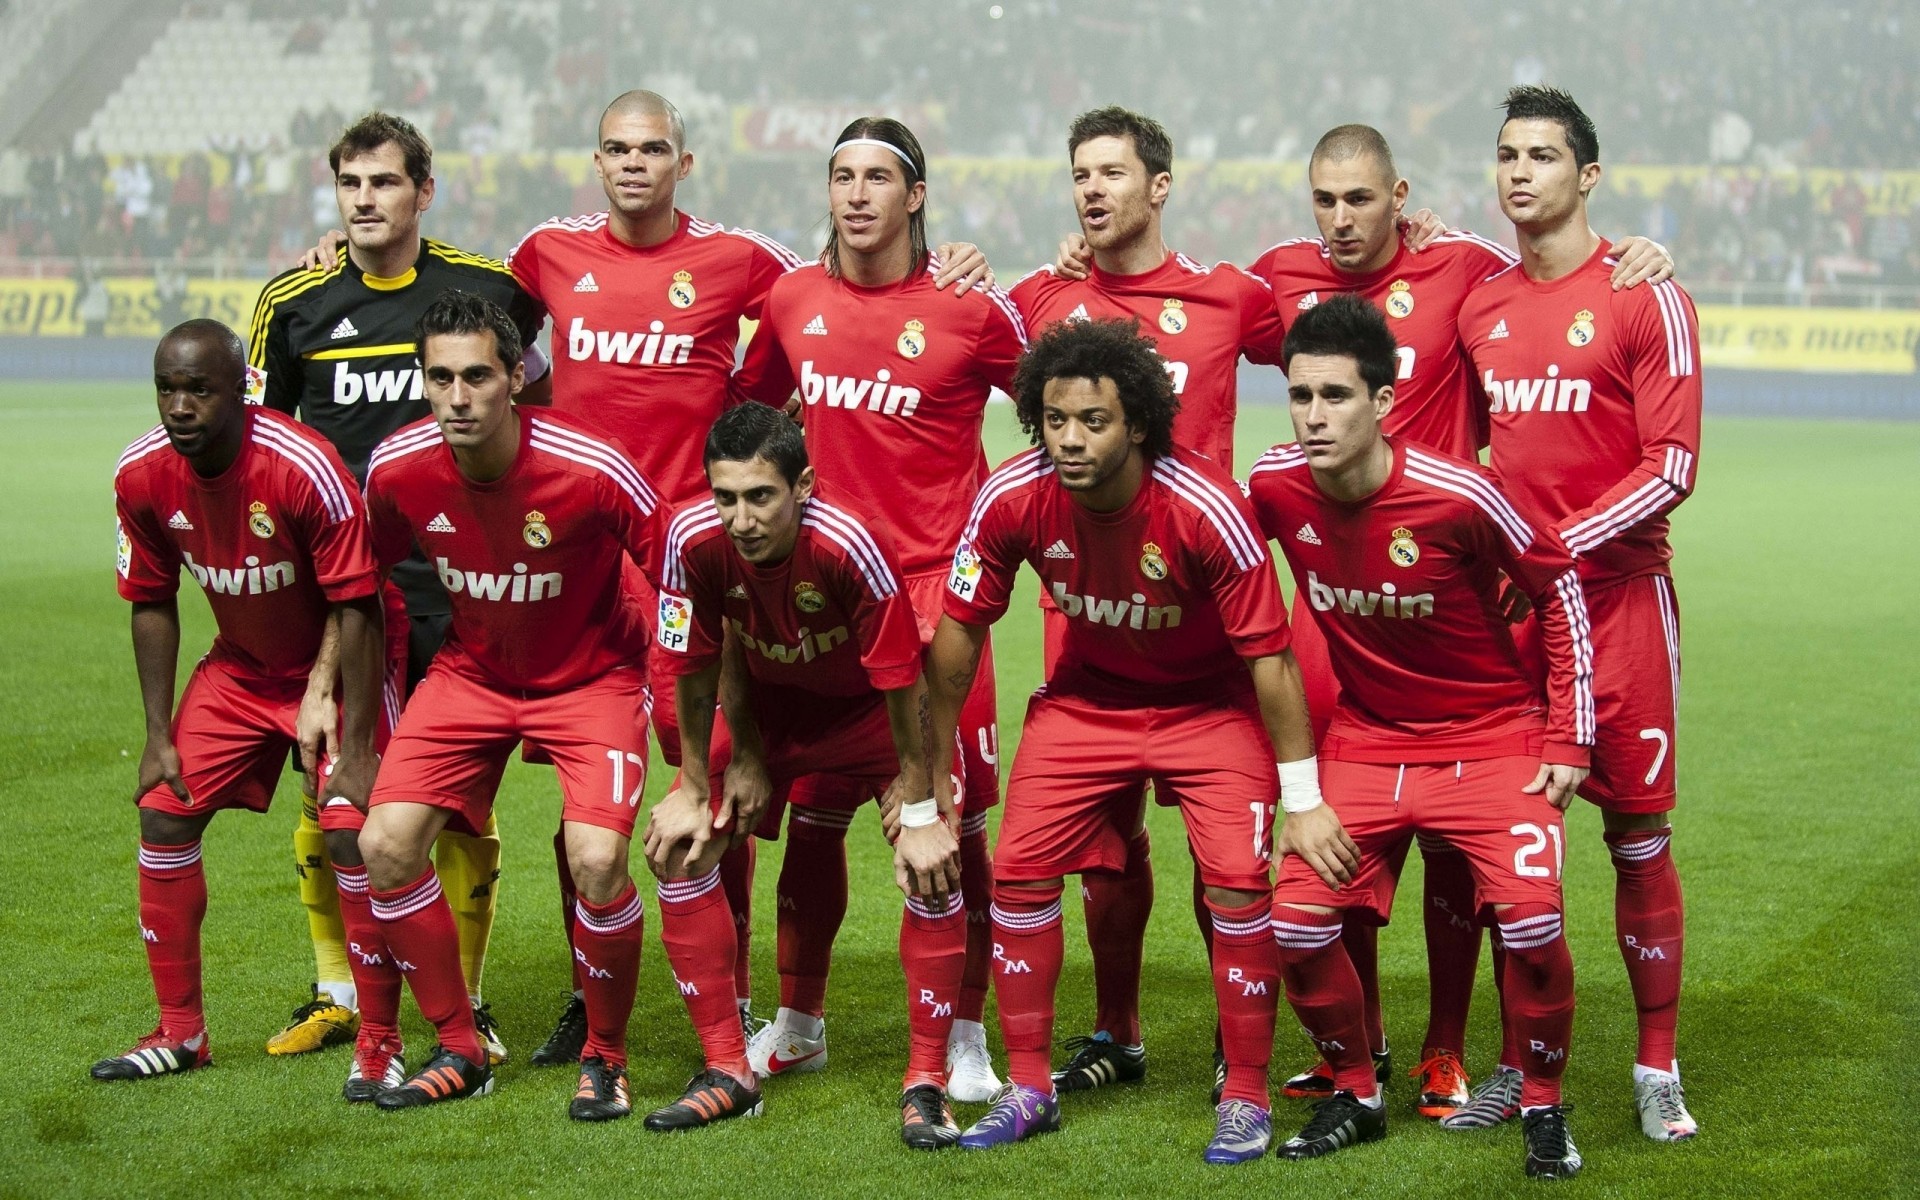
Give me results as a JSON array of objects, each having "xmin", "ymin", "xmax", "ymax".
[{"xmin": 605, "ymin": 750, "xmax": 646, "ymax": 808}]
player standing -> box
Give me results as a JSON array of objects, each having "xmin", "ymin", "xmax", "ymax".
[
  {"xmin": 502, "ymin": 93, "xmax": 991, "ymax": 1063},
  {"xmin": 1460, "ymin": 86, "xmax": 1702, "ymax": 1142},
  {"xmin": 94, "ymin": 321, "xmax": 388, "ymax": 1089},
  {"xmin": 357, "ymin": 293, "xmax": 664, "ymax": 1120},
  {"xmin": 249, "ymin": 112, "xmax": 545, "ymax": 1063},
  {"xmin": 1001, "ymin": 107, "xmax": 1288, "ymax": 1100},
  {"xmin": 930, "ymin": 318, "xmax": 1312, "ymax": 1164},
  {"xmin": 644, "ymin": 404, "xmax": 968, "ymax": 1145},
  {"xmin": 1245, "ymin": 293, "xmax": 1593, "ymax": 1179},
  {"xmin": 726, "ymin": 116, "xmax": 1023, "ymax": 1100}
]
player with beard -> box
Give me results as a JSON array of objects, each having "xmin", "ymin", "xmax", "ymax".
[
  {"xmin": 726, "ymin": 117, "xmax": 1024, "ymax": 1102},
  {"xmin": 1460, "ymin": 85, "xmax": 1702, "ymax": 1144},
  {"xmin": 250, "ymin": 112, "xmax": 542, "ymax": 1066}
]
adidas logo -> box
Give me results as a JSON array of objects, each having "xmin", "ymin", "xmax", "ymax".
[
  {"xmin": 1067, "ymin": 304, "xmax": 1090, "ymax": 322},
  {"xmin": 573, "ymin": 273, "xmax": 599, "ymax": 293},
  {"xmin": 425, "ymin": 512, "xmax": 457, "ymax": 533},
  {"xmin": 1043, "ymin": 539, "xmax": 1075, "ymax": 560},
  {"xmin": 1294, "ymin": 523, "xmax": 1322, "ymax": 545},
  {"xmin": 167, "ymin": 510, "xmax": 193, "ymax": 530},
  {"xmin": 726, "ymin": 583, "xmax": 748, "ymax": 599},
  {"xmin": 329, "ymin": 317, "xmax": 357, "ymax": 340},
  {"xmin": 1489, "ymin": 319, "xmax": 1509, "ymax": 340},
  {"xmin": 1297, "ymin": 291, "xmax": 1319, "ymax": 311},
  {"xmin": 802, "ymin": 314, "xmax": 828, "ymax": 335}
]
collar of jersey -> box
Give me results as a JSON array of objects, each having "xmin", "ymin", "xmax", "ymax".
[
  {"xmin": 1088, "ymin": 250, "xmax": 1176, "ymax": 288},
  {"xmin": 360, "ymin": 265, "xmax": 417, "ymax": 291}
]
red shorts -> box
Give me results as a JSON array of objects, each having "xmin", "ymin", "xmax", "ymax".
[
  {"xmin": 1516, "ymin": 573, "xmax": 1679, "ymax": 813},
  {"xmin": 369, "ymin": 662, "xmax": 652, "ymax": 838},
  {"xmin": 138, "ymin": 655, "xmax": 401, "ymax": 833},
  {"xmin": 997, "ymin": 688, "xmax": 1278, "ymax": 893},
  {"xmin": 742, "ymin": 685, "xmax": 918, "ymax": 838},
  {"xmin": 1274, "ymin": 756, "xmax": 1567, "ymax": 918}
]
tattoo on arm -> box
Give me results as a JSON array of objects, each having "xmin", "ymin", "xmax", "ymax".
[{"xmin": 944, "ymin": 639, "xmax": 982, "ymax": 692}]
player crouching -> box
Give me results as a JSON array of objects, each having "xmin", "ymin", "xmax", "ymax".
[
  {"xmin": 929, "ymin": 317, "xmax": 1315, "ymax": 1163},
  {"xmin": 98, "ymin": 321, "xmax": 388, "ymax": 1088},
  {"xmin": 644, "ymin": 405, "xmax": 966, "ymax": 1146},
  {"xmin": 357, "ymin": 292, "xmax": 669, "ymax": 1118},
  {"xmin": 1245, "ymin": 295, "xmax": 1592, "ymax": 1179}
]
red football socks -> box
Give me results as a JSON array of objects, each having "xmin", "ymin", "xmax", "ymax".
[
  {"xmin": 553, "ymin": 826, "xmax": 582, "ymax": 993},
  {"xmin": 332, "ymin": 861, "xmax": 401, "ymax": 1045},
  {"xmin": 901, "ymin": 890, "xmax": 968, "ymax": 1089},
  {"xmin": 137, "ymin": 841, "xmax": 208, "ymax": 1040},
  {"xmin": 719, "ymin": 838, "xmax": 755, "ymax": 1004},
  {"xmin": 658, "ymin": 868, "xmax": 749, "ymax": 1079},
  {"xmin": 1208, "ymin": 896, "xmax": 1280, "ymax": 1107},
  {"xmin": 1494, "ymin": 904, "xmax": 1575, "ymax": 1107},
  {"xmin": 572, "ymin": 881, "xmax": 644, "ymax": 1067},
  {"xmin": 956, "ymin": 813, "xmax": 994, "ymax": 1025},
  {"xmin": 1273, "ymin": 904, "xmax": 1376, "ymax": 1097},
  {"xmin": 989, "ymin": 882, "xmax": 1066, "ymax": 1094},
  {"xmin": 1419, "ymin": 838, "xmax": 1484, "ymax": 1059},
  {"xmin": 1082, "ymin": 829, "xmax": 1152, "ymax": 1044},
  {"xmin": 1607, "ymin": 827, "xmax": 1685, "ymax": 1070},
  {"xmin": 370, "ymin": 867, "xmax": 481, "ymax": 1064},
  {"xmin": 1342, "ymin": 918, "xmax": 1385, "ymax": 1054},
  {"xmin": 776, "ymin": 809, "xmax": 852, "ymax": 1017}
]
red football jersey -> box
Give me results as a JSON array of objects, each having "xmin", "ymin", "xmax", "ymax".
[
  {"xmin": 1247, "ymin": 438, "xmax": 1594, "ymax": 764},
  {"xmin": 505, "ymin": 210, "xmax": 803, "ymax": 506},
  {"xmin": 1007, "ymin": 252, "xmax": 1285, "ymax": 471},
  {"xmin": 114, "ymin": 407, "xmax": 379, "ymax": 682},
  {"xmin": 1251, "ymin": 231, "xmax": 1517, "ymax": 459},
  {"xmin": 729, "ymin": 258, "xmax": 1027, "ymax": 577},
  {"xmin": 946, "ymin": 445, "xmax": 1290, "ymax": 703},
  {"xmin": 1460, "ymin": 240, "xmax": 1702, "ymax": 589},
  {"xmin": 655, "ymin": 490, "xmax": 923, "ymax": 697},
  {"xmin": 363, "ymin": 410, "xmax": 665, "ymax": 692}
]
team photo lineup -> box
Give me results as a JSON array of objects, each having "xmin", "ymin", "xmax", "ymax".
[{"xmin": 100, "ymin": 73, "xmax": 1709, "ymax": 1183}]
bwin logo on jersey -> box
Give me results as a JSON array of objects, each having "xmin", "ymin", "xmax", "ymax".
[
  {"xmin": 332, "ymin": 362, "xmax": 422, "ymax": 405},
  {"xmin": 1483, "ymin": 366, "xmax": 1592, "ymax": 414},
  {"xmin": 744, "ymin": 624, "xmax": 850, "ymax": 664},
  {"xmin": 436, "ymin": 557, "xmax": 562, "ymax": 602},
  {"xmin": 181, "ymin": 550, "xmax": 296, "ymax": 596},
  {"xmin": 567, "ymin": 317, "xmax": 694, "ymax": 365},
  {"xmin": 1305, "ymin": 571, "xmax": 1434, "ymax": 619},
  {"xmin": 799, "ymin": 360, "xmax": 923, "ymax": 416},
  {"xmin": 1049, "ymin": 581, "xmax": 1182, "ymax": 630}
]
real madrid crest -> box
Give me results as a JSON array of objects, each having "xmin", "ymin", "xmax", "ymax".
[
  {"xmin": 897, "ymin": 318, "xmax": 926, "ymax": 359},
  {"xmin": 1567, "ymin": 309, "xmax": 1595, "ymax": 347},
  {"xmin": 523, "ymin": 510, "xmax": 553, "ymax": 549},
  {"xmin": 794, "ymin": 581, "xmax": 826, "ymax": 613},
  {"xmin": 1158, "ymin": 298, "xmax": 1186, "ymax": 335},
  {"xmin": 1139, "ymin": 541, "xmax": 1168, "ymax": 581},
  {"xmin": 248, "ymin": 500, "xmax": 275, "ymax": 539},
  {"xmin": 668, "ymin": 270, "xmax": 696, "ymax": 309},
  {"xmin": 1388, "ymin": 526, "xmax": 1419, "ymax": 567},
  {"xmin": 1386, "ymin": 279, "xmax": 1415, "ymax": 318}
]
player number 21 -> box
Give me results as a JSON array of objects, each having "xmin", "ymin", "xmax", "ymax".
[
  {"xmin": 605, "ymin": 750, "xmax": 646, "ymax": 808},
  {"xmin": 1509, "ymin": 822, "xmax": 1564, "ymax": 879}
]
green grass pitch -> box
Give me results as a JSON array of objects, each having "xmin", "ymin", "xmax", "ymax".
[{"xmin": 0, "ymin": 382, "xmax": 1914, "ymax": 1199}]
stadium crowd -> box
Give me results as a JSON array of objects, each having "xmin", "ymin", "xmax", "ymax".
[{"xmin": 0, "ymin": 0, "xmax": 1915, "ymax": 297}]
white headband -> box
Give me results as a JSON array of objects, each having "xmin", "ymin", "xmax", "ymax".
[{"xmin": 831, "ymin": 137, "xmax": 918, "ymax": 174}]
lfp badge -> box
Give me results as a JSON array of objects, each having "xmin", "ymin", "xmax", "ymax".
[
  {"xmin": 947, "ymin": 542, "xmax": 983, "ymax": 601},
  {"xmin": 657, "ymin": 593, "xmax": 693, "ymax": 652}
]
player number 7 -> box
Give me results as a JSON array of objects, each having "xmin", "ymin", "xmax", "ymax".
[
  {"xmin": 605, "ymin": 749, "xmax": 646, "ymax": 808},
  {"xmin": 1638, "ymin": 728, "xmax": 1669, "ymax": 787}
]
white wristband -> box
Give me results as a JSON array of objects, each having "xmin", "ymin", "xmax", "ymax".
[
  {"xmin": 899, "ymin": 798, "xmax": 940, "ymax": 828},
  {"xmin": 1277, "ymin": 756, "xmax": 1324, "ymax": 815}
]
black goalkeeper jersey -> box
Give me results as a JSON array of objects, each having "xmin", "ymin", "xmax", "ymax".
[{"xmin": 246, "ymin": 238, "xmax": 546, "ymax": 615}]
